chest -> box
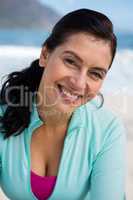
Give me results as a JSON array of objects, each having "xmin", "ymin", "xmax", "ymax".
[
  {"xmin": 1, "ymin": 126, "xmax": 93, "ymax": 200},
  {"xmin": 30, "ymin": 128, "xmax": 65, "ymax": 177}
]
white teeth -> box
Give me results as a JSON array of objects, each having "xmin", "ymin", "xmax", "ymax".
[{"xmin": 61, "ymin": 86, "xmax": 78, "ymax": 100}]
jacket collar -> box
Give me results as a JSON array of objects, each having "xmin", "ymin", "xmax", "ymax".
[
  {"xmin": 30, "ymin": 102, "xmax": 84, "ymax": 137},
  {"xmin": 30, "ymin": 97, "xmax": 97, "ymax": 137}
]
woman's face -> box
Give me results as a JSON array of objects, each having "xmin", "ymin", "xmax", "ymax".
[{"xmin": 38, "ymin": 33, "xmax": 112, "ymax": 115}]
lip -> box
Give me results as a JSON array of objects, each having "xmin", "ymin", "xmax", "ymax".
[
  {"xmin": 57, "ymin": 84, "xmax": 83, "ymax": 96},
  {"xmin": 57, "ymin": 84, "xmax": 81, "ymax": 104}
]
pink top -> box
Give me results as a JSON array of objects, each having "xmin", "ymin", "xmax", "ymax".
[{"xmin": 31, "ymin": 171, "xmax": 57, "ymax": 200}]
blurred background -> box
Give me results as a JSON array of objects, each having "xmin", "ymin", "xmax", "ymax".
[{"xmin": 0, "ymin": 0, "xmax": 133, "ymax": 199}]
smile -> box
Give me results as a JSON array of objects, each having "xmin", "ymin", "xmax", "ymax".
[{"xmin": 57, "ymin": 84, "xmax": 81, "ymax": 103}]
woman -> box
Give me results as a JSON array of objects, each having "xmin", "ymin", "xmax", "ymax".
[{"xmin": 0, "ymin": 9, "xmax": 126, "ymax": 200}]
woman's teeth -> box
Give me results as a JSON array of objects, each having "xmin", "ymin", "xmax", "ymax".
[
  {"xmin": 58, "ymin": 85, "xmax": 79, "ymax": 101},
  {"xmin": 62, "ymin": 87, "xmax": 78, "ymax": 100}
]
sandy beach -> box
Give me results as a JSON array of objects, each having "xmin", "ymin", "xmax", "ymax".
[{"xmin": 0, "ymin": 94, "xmax": 132, "ymax": 200}]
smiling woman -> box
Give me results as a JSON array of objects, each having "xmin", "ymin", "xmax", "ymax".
[
  {"xmin": 38, "ymin": 33, "xmax": 111, "ymax": 118},
  {"xmin": 0, "ymin": 9, "xmax": 126, "ymax": 200}
]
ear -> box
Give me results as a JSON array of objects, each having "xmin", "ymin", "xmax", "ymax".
[{"xmin": 39, "ymin": 46, "xmax": 49, "ymax": 68}]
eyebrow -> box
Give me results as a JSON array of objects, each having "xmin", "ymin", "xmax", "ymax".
[
  {"xmin": 63, "ymin": 50, "xmax": 83, "ymax": 63},
  {"xmin": 89, "ymin": 67, "xmax": 107, "ymax": 75},
  {"xmin": 62, "ymin": 50, "xmax": 108, "ymax": 74}
]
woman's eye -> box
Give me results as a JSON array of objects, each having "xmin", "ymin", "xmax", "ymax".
[
  {"xmin": 89, "ymin": 71, "xmax": 103, "ymax": 80},
  {"xmin": 64, "ymin": 58, "xmax": 77, "ymax": 66}
]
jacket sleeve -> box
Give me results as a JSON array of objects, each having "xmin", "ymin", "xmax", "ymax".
[{"xmin": 89, "ymin": 118, "xmax": 127, "ymax": 200}]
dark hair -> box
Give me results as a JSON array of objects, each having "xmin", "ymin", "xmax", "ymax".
[{"xmin": 0, "ymin": 9, "xmax": 117, "ymax": 139}]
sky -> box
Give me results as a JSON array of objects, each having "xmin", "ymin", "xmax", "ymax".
[{"xmin": 39, "ymin": 0, "xmax": 133, "ymax": 33}]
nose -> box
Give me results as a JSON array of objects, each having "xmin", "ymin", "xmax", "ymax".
[{"xmin": 69, "ymin": 72, "xmax": 87, "ymax": 94}]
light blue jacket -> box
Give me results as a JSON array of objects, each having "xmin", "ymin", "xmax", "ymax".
[{"xmin": 0, "ymin": 100, "xmax": 126, "ymax": 200}]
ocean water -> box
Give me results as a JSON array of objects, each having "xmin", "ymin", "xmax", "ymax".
[
  {"xmin": 0, "ymin": 29, "xmax": 133, "ymax": 49},
  {"xmin": 0, "ymin": 29, "xmax": 133, "ymax": 95}
]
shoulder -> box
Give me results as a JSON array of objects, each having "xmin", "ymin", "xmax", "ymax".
[
  {"xmin": 77, "ymin": 99, "xmax": 126, "ymax": 152},
  {"xmin": 79, "ymin": 98, "xmax": 124, "ymax": 128}
]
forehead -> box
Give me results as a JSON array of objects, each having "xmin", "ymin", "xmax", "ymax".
[{"xmin": 55, "ymin": 33, "xmax": 112, "ymax": 69}]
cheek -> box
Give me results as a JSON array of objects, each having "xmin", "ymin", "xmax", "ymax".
[
  {"xmin": 46, "ymin": 59, "xmax": 62, "ymax": 78},
  {"xmin": 45, "ymin": 62, "xmax": 71, "ymax": 84},
  {"xmin": 89, "ymin": 81, "xmax": 103, "ymax": 97},
  {"xmin": 79, "ymin": 82, "xmax": 103, "ymax": 105}
]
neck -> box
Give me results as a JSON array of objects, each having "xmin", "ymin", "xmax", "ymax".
[{"xmin": 36, "ymin": 102, "xmax": 72, "ymax": 139}]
